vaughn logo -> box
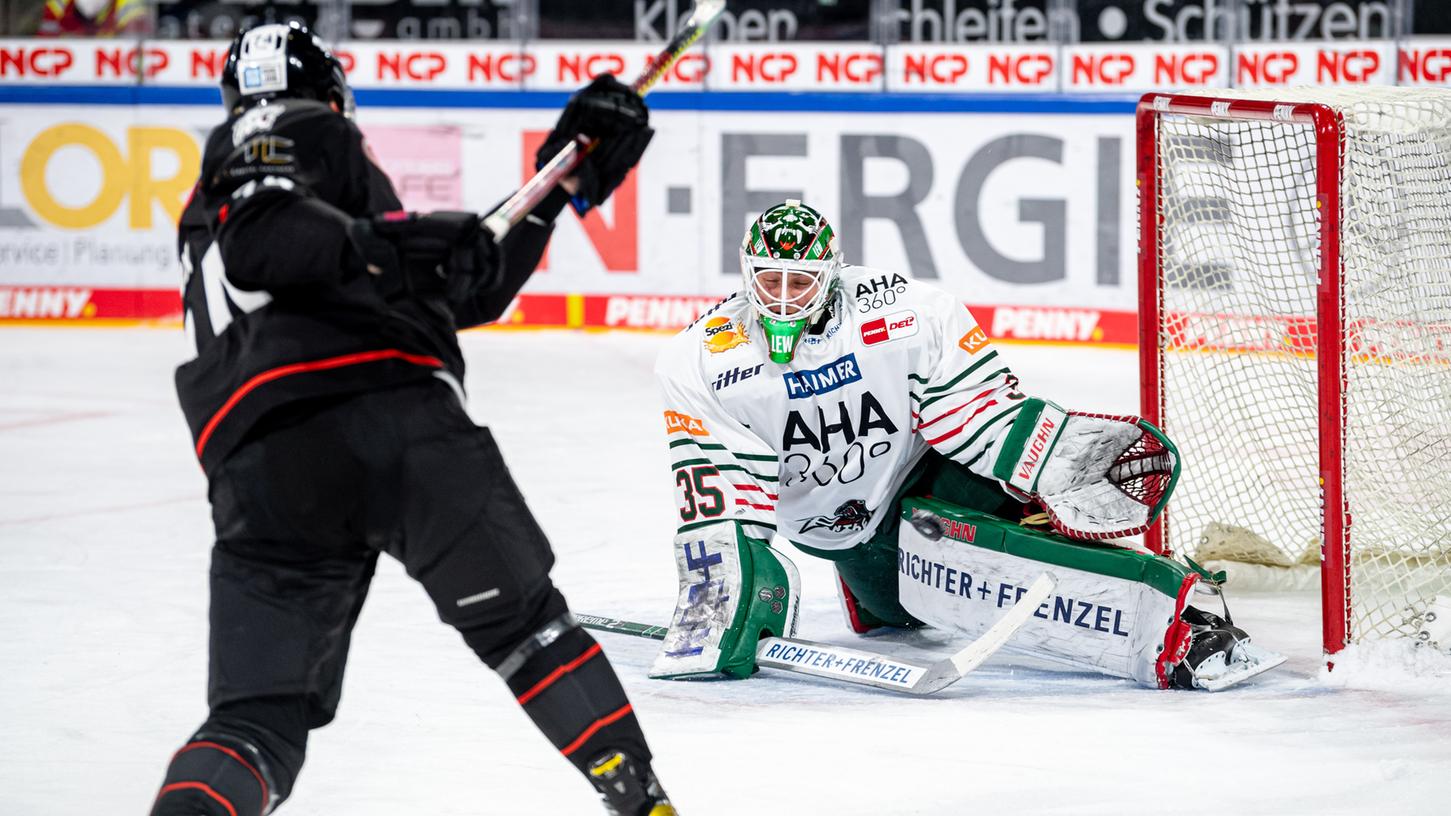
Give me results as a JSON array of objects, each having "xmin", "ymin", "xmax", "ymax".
[
  {"xmin": 713, "ymin": 363, "xmax": 764, "ymax": 391},
  {"xmin": 1008, "ymin": 404, "xmax": 1066, "ymax": 492},
  {"xmin": 798, "ymin": 499, "xmax": 872, "ymax": 535},
  {"xmin": 1017, "ymin": 417, "xmax": 1057, "ymax": 484},
  {"xmin": 860, "ymin": 311, "xmax": 918, "ymax": 346},
  {"xmin": 782, "ymin": 353, "xmax": 862, "ymax": 399}
]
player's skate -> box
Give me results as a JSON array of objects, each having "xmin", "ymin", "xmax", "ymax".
[
  {"xmin": 1169, "ymin": 606, "xmax": 1285, "ymax": 691},
  {"xmin": 587, "ymin": 749, "xmax": 676, "ymax": 816}
]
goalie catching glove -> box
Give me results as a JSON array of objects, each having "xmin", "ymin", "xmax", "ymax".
[{"xmin": 992, "ymin": 398, "xmax": 1180, "ymax": 541}]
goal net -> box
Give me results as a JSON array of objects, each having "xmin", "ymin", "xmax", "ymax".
[{"xmin": 1138, "ymin": 87, "xmax": 1451, "ymax": 655}]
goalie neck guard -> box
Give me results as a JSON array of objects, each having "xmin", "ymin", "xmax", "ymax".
[{"xmin": 739, "ymin": 200, "xmax": 842, "ymax": 363}]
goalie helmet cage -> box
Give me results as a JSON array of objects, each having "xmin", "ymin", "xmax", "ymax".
[{"xmin": 1136, "ymin": 88, "xmax": 1451, "ymax": 658}]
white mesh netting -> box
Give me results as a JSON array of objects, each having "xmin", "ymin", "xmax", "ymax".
[{"xmin": 1149, "ymin": 87, "xmax": 1451, "ymax": 645}]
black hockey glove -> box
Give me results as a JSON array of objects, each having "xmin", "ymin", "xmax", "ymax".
[
  {"xmin": 537, "ymin": 73, "xmax": 654, "ymax": 214},
  {"xmin": 351, "ymin": 211, "xmax": 498, "ymax": 301}
]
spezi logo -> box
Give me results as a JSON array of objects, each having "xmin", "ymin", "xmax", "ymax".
[
  {"xmin": 782, "ymin": 353, "xmax": 862, "ymax": 399},
  {"xmin": 702, "ymin": 316, "xmax": 750, "ymax": 354},
  {"xmin": 861, "ymin": 311, "xmax": 918, "ymax": 346}
]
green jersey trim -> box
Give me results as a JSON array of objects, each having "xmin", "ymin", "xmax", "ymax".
[
  {"xmin": 668, "ymin": 437, "xmax": 779, "ymax": 463},
  {"xmin": 669, "ymin": 457, "xmax": 779, "ymax": 483},
  {"xmin": 910, "ymin": 351, "xmax": 999, "ymax": 396},
  {"xmin": 904, "ymin": 498, "xmax": 1193, "ymax": 599},
  {"xmin": 942, "ymin": 402, "xmax": 1023, "ymax": 461},
  {"xmin": 918, "ymin": 368, "xmax": 1013, "ymax": 412}
]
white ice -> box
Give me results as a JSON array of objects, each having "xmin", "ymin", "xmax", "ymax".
[{"xmin": 2, "ymin": 328, "xmax": 1449, "ymax": 816}]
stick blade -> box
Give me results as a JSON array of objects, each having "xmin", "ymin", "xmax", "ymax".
[
  {"xmin": 686, "ymin": 0, "xmax": 727, "ymax": 26},
  {"xmin": 950, "ymin": 573, "xmax": 1057, "ymax": 675}
]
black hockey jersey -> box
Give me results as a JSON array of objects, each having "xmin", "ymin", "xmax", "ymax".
[{"xmin": 176, "ymin": 99, "xmax": 560, "ymax": 474}]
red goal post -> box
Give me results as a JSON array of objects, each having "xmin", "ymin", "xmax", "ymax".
[{"xmin": 1136, "ymin": 88, "xmax": 1451, "ymax": 658}]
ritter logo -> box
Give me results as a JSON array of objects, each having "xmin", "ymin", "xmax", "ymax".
[{"xmin": 798, "ymin": 499, "xmax": 872, "ymax": 535}]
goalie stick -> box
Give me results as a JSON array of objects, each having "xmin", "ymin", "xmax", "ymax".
[
  {"xmin": 579, "ymin": 573, "xmax": 1056, "ymax": 696},
  {"xmin": 481, "ymin": 0, "xmax": 726, "ymax": 240}
]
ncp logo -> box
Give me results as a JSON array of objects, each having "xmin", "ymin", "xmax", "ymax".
[
  {"xmin": 1071, "ymin": 53, "xmax": 1134, "ymax": 86},
  {"xmin": 1237, "ymin": 51, "xmax": 1298, "ymax": 85},
  {"xmin": 902, "ymin": 52, "xmax": 969, "ymax": 85},
  {"xmin": 731, "ymin": 51, "xmax": 798, "ymax": 83},
  {"xmin": 1154, "ymin": 52, "xmax": 1219, "ymax": 85}
]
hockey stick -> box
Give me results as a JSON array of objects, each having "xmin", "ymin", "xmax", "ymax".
[
  {"xmin": 579, "ymin": 573, "xmax": 1056, "ymax": 696},
  {"xmin": 481, "ymin": 0, "xmax": 726, "ymax": 240}
]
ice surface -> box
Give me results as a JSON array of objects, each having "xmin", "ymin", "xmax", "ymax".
[{"xmin": 2, "ymin": 328, "xmax": 1448, "ymax": 816}]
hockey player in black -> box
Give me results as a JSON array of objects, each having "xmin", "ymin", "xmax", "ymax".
[{"xmin": 152, "ymin": 22, "xmax": 671, "ymax": 816}]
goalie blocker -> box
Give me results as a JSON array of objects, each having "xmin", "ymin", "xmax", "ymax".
[{"xmin": 651, "ymin": 501, "xmax": 1283, "ymax": 691}]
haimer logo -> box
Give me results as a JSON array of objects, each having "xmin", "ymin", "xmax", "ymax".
[{"xmin": 782, "ymin": 353, "xmax": 862, "ymax": 399}]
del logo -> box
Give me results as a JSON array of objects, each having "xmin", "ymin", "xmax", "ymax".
[
  {"xmin": 782, "ymin": 353, "xmax": 862, "ymax": 399},
  {"xmin": 958, "ymin": 326, "xmax": 988, "ymax": 354},
  {"xmin": 703, "ymin": 316, "xmax": 750, "ymax": 354},
  {"xmin": 798, "ymin": 499, "xmax": 872, "ymax": 535},
  {"xmin": 861, "ymin": 311, "xmax": 918, "ymax": 346},
  {"xmin": 664, "ymin": 410, "xmax": 709, "ymax": 436}
]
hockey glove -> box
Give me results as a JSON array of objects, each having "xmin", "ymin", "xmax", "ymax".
[
  {"xmin": 991, "ymin": 398, "xmax": 1180, "ymax": 541},
  {"xmin": 537, "ymin": 74, "xmax": 654, "ymax": 214},
  {"xmin": 352, "ymin": 210, "xmax": 498, "ymax": 300}
]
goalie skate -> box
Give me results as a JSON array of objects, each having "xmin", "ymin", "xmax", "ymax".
[{"xmin": 1170, "ymin": 608, "xmax": 1286, "ymax": 692}]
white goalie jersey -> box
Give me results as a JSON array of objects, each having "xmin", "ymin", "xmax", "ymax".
[{"xmin": 657, "ymin": 266, "xmax": 1029, "ymax": 551}]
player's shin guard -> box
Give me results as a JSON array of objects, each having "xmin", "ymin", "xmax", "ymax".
[
  {"xmin": 498, "ymin": 614, "xmax": 671, "ymax": 815},
  {"xmin": 150, "ymin": 733, "xmax": 277, "ymax": 816}
]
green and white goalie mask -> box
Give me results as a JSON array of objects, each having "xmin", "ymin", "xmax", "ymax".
[{"xmin": 740, "ymin": 199, "xmax": 842, "ymax": 363}]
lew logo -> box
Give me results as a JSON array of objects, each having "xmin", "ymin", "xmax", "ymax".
[{"xmin": 860, "ymin": 311, "xmax": 918, "ymax": 347}]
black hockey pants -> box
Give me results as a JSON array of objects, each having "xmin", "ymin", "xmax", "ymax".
[{"xmin": 152, "ymin": 380, "xmax": 648, "ymax": 814}]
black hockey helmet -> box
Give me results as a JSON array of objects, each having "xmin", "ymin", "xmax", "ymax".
[{"xmin": 220, "ymin": 21, "xmax": 354, "ymax": 118}]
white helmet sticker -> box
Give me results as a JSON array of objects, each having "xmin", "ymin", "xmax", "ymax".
[{"xmin": 237, "ymin": 25, "xmax": 289, "ymax": 96}]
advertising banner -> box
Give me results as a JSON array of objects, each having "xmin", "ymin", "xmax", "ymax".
[
  {"xmin": 2, "ymin": 38, "xmax": 1448, "ymax": 90},
  {"xmin": 0, "ymin": 99, "xmax": 1139, "ymax": 339},
  {"xmin": 4, "ymin": 35, "xmax": 1448, "ymax": 339}
]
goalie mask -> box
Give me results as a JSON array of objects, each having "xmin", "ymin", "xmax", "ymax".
[{"xmin": 740, "ymin": 200, "xmax": 842, "ymax": 363}]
